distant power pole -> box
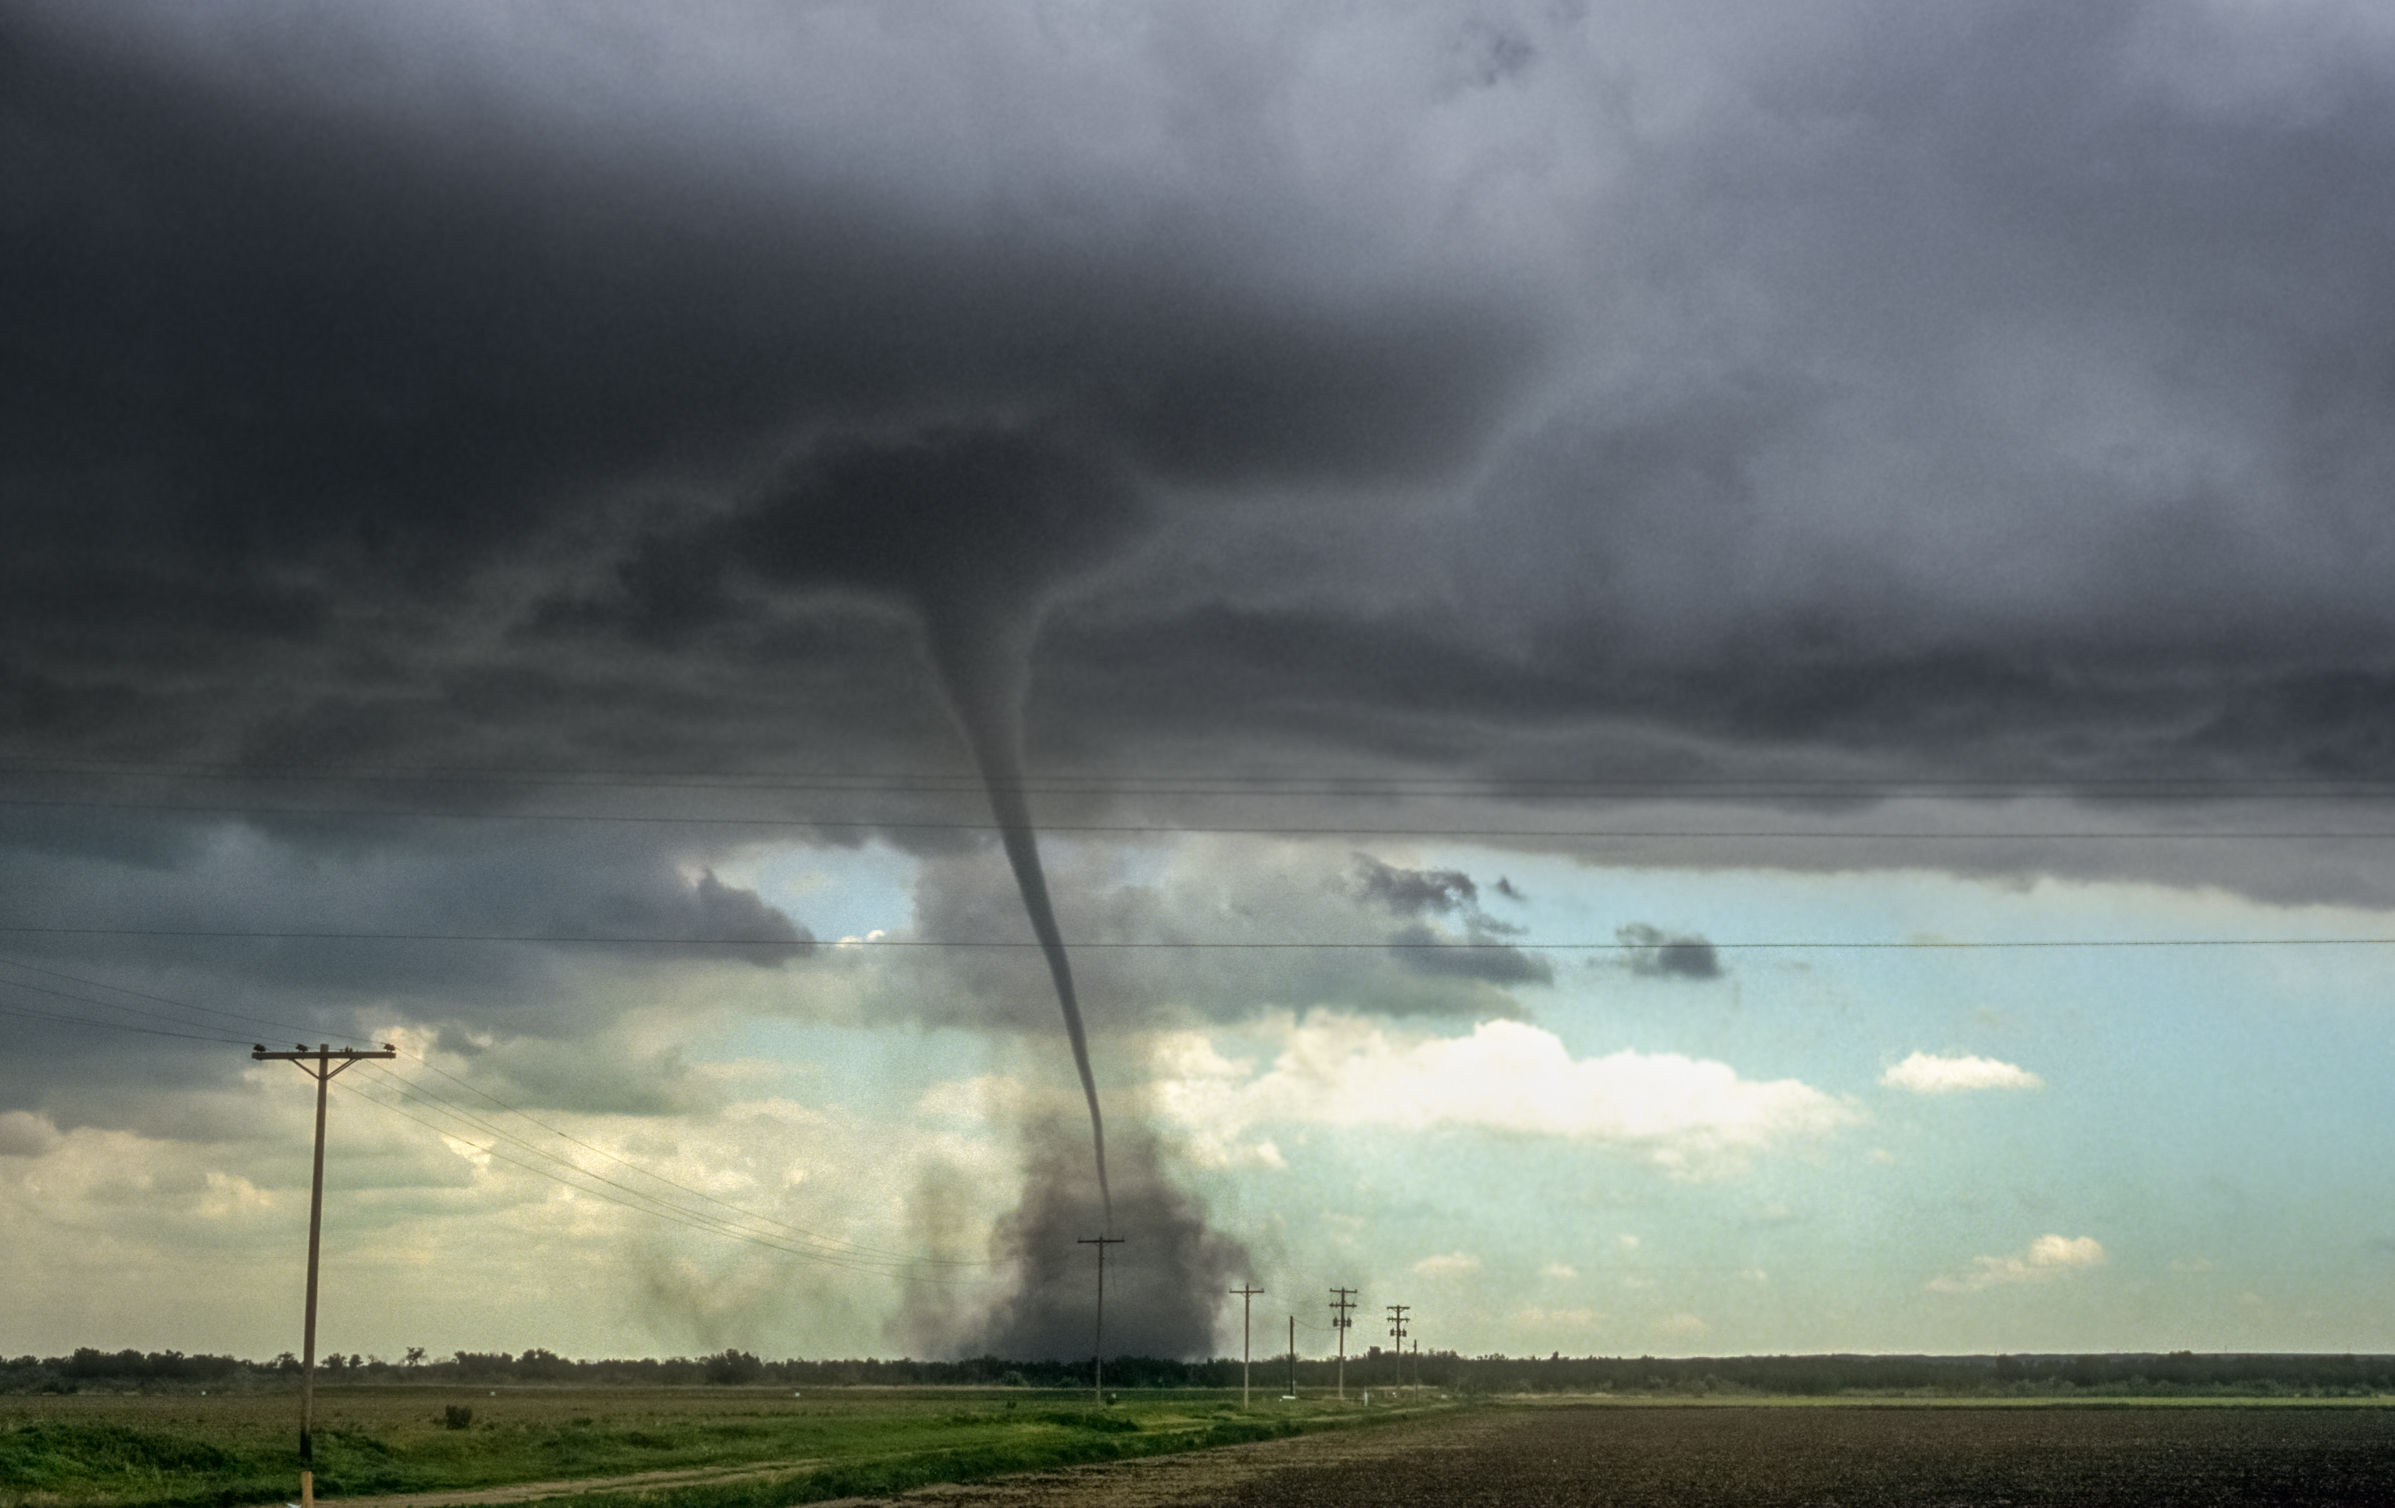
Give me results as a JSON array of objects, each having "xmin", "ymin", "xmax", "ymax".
[
  {"xmin": 1288, "ymin": 1314, "xmax": 1296, "ymax": 1398},
  {"xmin": 1328, "ymin": 1287, "xmax": 1357, "ymax": 1400},
  {"xmin": 252, "ymin": 1043, "xmax": 396, "ymax": 1473},
  {"xmin": 1077, "ymin": 1235, "xmax": 1124, "ymax": 1405},
  {"xmin": 1386, "ymin": 1304, "xmax": 1410, "ymax": 1392},
  {"xmin": 1229, "ymin": 1283, "xmax": 1265, "ymax": 1407}
]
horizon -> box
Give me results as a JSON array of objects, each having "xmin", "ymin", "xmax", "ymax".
[
  {"xmin": 21, "ymin": 1345, "xmax": 2395, "ymax": 1371},
  {"xmin": 7, "ymin": 0, "xmax": 2395, "ymax": 1367}
]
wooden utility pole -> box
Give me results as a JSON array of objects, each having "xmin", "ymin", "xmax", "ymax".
[
  {"xmin": 1076, "ymin": 1235, "xmax": 1124, "ymax": 1405},
  {"xmin": 1229, "ymin": 1284, "xmax": 1264, "ymax": 1407},
  {"xmin": 252, "ymin": 1043, "xmax": 395, "ymax": 1479},
  {"xmin": 1288, "ymin": 1314, "xmax": 1296, "ymax": 1398},
  {"xmin": 1385, "ymin": 1304, "xmax": 1409, "ymax": 1392},
  {"xmin": 1328, "ymin": 1287, "xmax": 1357, "ymax": 1400}
]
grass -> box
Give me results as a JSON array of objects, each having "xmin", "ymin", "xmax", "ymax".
[{"xmin": 0, "ymin": 1386, "xmax": 1441, "ymax": 1508}]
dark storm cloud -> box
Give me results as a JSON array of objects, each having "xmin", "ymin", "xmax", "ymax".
[
  {"xmin": 8, "ymin": 0, "xmax": 2392, "ymax": 798},
  {"xmin": 4, "ymin": 0, "xmax": 2395, "ymax": 1052},
  {"xmin": 0, "ymin": 813, "xmax": 817, "ymax": 1126},
  {"xmin": 688, "ymin": 871, "xmax": 815, "ymax": 966},
  {"xmin": 0, "ymin": 0, "xmax": 1534, "ymax": 783},
  {"xmin": 1355, "ymin": 857, "xmax": 1480, "ymax": 918},
  {"xmin": 1615, "ymin": 924, "xmax": 1724, "ymax": 982},
  {"xmin": 1390, "ymin": 922, "xmax": 1554, "ymax": 987},
  {"xmin": 1349, "ymin": 856, "xmax": 1548, "ymax": 985}
]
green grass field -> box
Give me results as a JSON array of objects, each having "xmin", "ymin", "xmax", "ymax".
[{"xmin": 0, "ymin": 1386, "xmax": 1433, "ymax": 1508}]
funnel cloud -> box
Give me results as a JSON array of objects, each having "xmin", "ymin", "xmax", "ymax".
[{"xmin": 732, "ymin": 423, "xmax": 1147, "ymax": 1218}]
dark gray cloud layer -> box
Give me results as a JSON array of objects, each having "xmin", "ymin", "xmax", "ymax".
[
  {"xmin": 9, "ymin": 0, "xmax": 2395, "ymax": 1070},
  {"xmin": 1616, "ymin": 924, "xmax": 1724, "ymax": 981},
  {"xmin": 8, "ymin": 0, "xmax": 2395, "ymax": 792},
  {"xmin": 1355, "ymin": 857, "xmax": 1550, "ymax": 985}
]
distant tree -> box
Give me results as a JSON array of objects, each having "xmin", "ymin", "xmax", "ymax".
[
  {"xmin": 404, "ymin": 1347, "xmax": 426, "ymax": 1368},
  {"xmin": 705, "ymin": 1350, "xmax": 764, "ymax": 1385}
]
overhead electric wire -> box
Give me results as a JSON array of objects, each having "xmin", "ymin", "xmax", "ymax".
[
  {"xmin": 346, "ymin": 1066, "xmax": 946, "ymax": 1277},
  {"xmin": 0, "ymin": 993, "xmax": 243, "ymax": 1043},
  {"xmin": 0, "ymin": 955, "xmax": 996, "ymax": 1273},
  {"xmin": 0, "ymin": 955, "xmax": 323, "ymax": 1042},
  {"xmin": 334, "ymin": 1073, "xmax": 1005, "ymax": 1288},
  {"xmin": 17, "ymin": 754, "xmax": 2395, "ymax": 799},
  {"xmin": 378, "ymin": 1051, "xmax": 991, "ymax": 1270},
  {"xmin": 16, "ymin": 795, "xmax": 2395, "ymax": 844}
]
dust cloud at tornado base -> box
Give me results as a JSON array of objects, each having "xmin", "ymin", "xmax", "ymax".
[{"xmin": 897, "ymin": 1118, "xmax": 1252, "ymax": 1362}]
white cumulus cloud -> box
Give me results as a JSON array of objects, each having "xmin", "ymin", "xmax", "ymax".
[
  {"xmin": 1882, "ymin": 1052, "xmax": 2044, "ymax": 1094},
  {"xmin": 1413, "ymin": 1251, "xmax": 1483, "ymax": 1278},
  {"xmin": 1153, "ymin": 1016, "xmax": 1859, "ymax": 1173},
  {"xmin": 1928, "ymin": 1234, "xmax": 2105, "ymax": 1292}
]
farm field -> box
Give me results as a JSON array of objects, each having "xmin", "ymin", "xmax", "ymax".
[
  {"xmin": 13, "ymin": 1391, "xmax": 2395, "ymax": 1508},
  {"xmin": 0, "ymin": 1385, "xmax": 1416, "ymax": 1508},
  {"xmin": 975, "ymin": 1400, "xmax": 2395, "ymax": 1508}
]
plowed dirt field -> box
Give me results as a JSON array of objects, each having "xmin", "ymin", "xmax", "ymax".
[{"xmin": 832, "ymin": 1403, "xmax": 2395, "ymax": 1507}]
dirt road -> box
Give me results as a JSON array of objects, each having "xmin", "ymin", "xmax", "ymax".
[
  {"xmin": 277, "ymin": 1460, "xmax": 830, "ymax": 1508},
  {"xmin": 815, "ymin": 1408, "xmax": 1513, "ymax": 1508}
]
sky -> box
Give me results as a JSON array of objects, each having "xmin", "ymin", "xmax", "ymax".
[{"xmin": 4, "ymin": 0, "xmax": 2395, "ymax": 1365}]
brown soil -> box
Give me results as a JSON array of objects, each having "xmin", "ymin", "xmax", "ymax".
[
  {"xmin": 277, "ymin": 1404, "xmax": 2395, "ymax": 1508},
  {"xmin": 829, "ymin": 1403, "xmax": 2395, "ymax": 1508},
  {"xmin": 812, "ymin": 1409, "xmax": 1521, "ymax": 1507}
]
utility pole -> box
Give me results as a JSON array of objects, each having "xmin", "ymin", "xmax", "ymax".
[
  {"xmin": 1288, "ymin": 1315, "xmax": 1296, "ymax": 1398},
  {"xmin": 1229, "ymin": 1284, "xmax": 1264, "ymax": 1407},
  {"xmin": 1328, "ymin": 1287, "xmax": 1357, "ymax": 1400},
  {"xmin": 252, "ymin": 1042, "xmax": 395, "ymax": 1485},
  {"xmin": 1386, "ymin": 1304, "xmax": 1409, "ymax": 1394},
  {"xmin": 1076, "ymin": 1235, "xmax": 1124, "ymax": 1405}
]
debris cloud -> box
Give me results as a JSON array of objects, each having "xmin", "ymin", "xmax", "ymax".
[{"xmin": 898, "ymin": 1119, "xmax": 1248, "ymax": 1361}]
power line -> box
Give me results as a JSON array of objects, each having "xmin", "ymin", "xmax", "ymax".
[
  {"xmin": 18, "ymin": 755, "xmax": 2395, "ymax": 799},
  {"xmin": 17, "ymin": 796, "xmax": 2395, "ymax": 843},
  {"xmin": 0, "ymin": 958, "xmax": 322, "ymax": 1041},
  {"xmin": 0, "ymin": 994, "xmax": 242, "ymax": 1043},
  {"xmin": 333, "ymin": 1076, "xmax": 1003, "ymax": 1286},
  {"xmin": 348, "ymin": 1067, "xmax": 916, "ymax": 1273},
  {"xmin": 0, "ymin": 957, "xmax": 993, "ymax": 1275},
  {"xmin": 10, "ymin": 924, "xmax": 2395, "ymax": 951},
  {"xmin": 372, "ymin": 1056, "xmax": 992, "ymax": 1270},
  {"xmin": 252, "ymin": 1043, "xmax": 395, "ymax": 1465}
]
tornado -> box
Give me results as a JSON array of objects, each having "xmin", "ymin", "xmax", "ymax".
[
  {"xmin": 735, "ymin": 422, "xmax": 1141, "ymax": 1221},
  {"xmin": 921, "ymin": 598, "xmax": 1111, "ymax": 1224}
]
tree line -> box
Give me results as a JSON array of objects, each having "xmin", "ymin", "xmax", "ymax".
[{"xmin": 7, "ymin": 1347, "xmax": 2390, "ymax": 1396}]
